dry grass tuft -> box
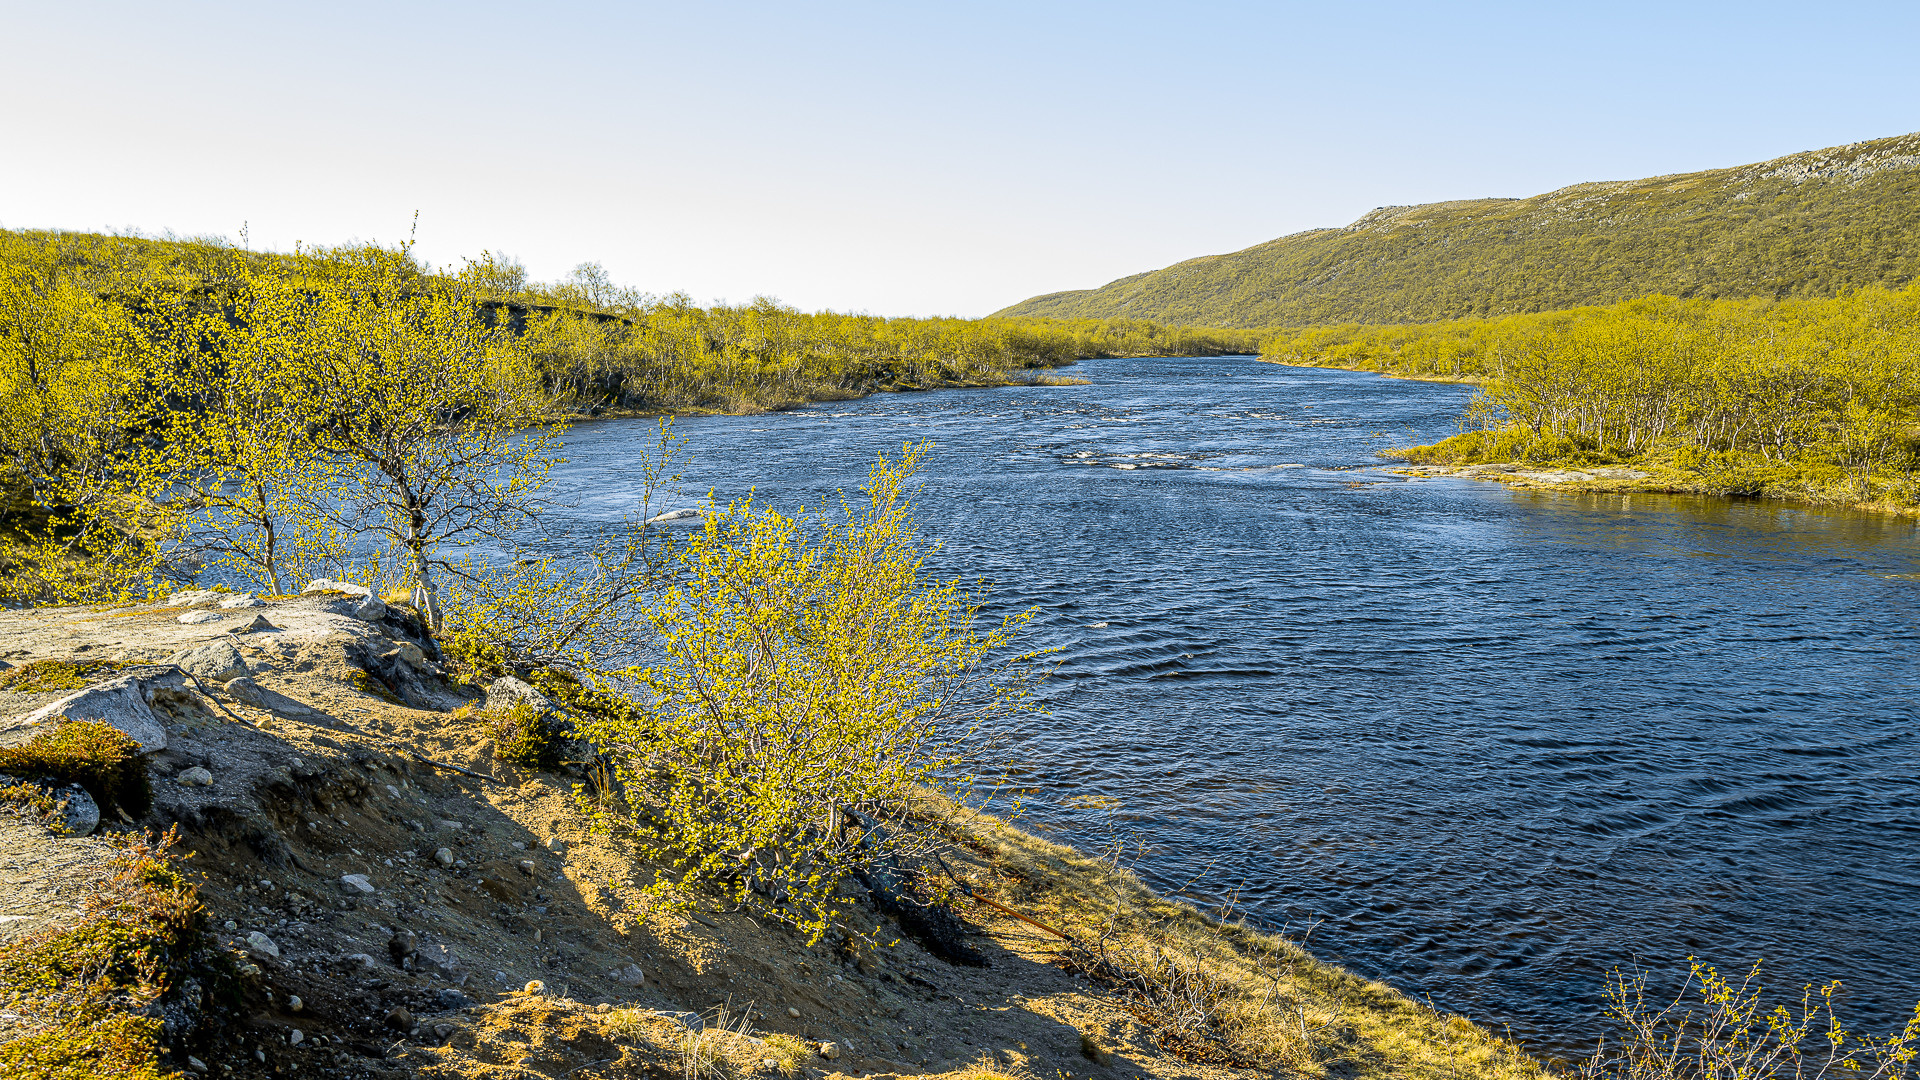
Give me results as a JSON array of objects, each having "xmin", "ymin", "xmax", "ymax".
[{"xmin": 925, "ymin": 793, "xmax": 1545, "ymax": 1080}]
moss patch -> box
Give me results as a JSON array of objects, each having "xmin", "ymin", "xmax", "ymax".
[
  {"xmin": 0, "ymin": 719, "xmax": 151, "ymax": 818},
  {"xmin": 0, "ymin": 659, "xmax": 123, "ymax": 693}
]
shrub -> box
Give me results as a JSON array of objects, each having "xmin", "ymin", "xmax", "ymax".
[
  {"xmin": 573, "ymin": 445, "xmax": 1037, "ymax": 942},
  {"xmin": 0, "ymin": 719, "xmax": 151, "ymax": 818},
  {"xmin": 1579, "ymin": 960, "xmax": 1920, "ymax": 1080},
  {"xmin": 0, "ymin": 827, "xmax": 216, "ymax": 1080},
  {"xmin": 486, "ymin": 703, "xmax": 561, "ymax": 771}
]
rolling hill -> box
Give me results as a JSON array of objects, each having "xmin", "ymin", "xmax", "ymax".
[{"xmin": 995, "ymin": 132, "xmax": 1920, "ymax": 327}]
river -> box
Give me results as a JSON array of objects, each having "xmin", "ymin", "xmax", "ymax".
[{"xmin": 530, "ymin": 355, "xmax": 1920, "ymax": 1052}]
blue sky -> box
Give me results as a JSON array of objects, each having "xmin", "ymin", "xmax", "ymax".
[{"xmin": 2, "ymin": 1, "xmax": 1915, "ymax": 315}]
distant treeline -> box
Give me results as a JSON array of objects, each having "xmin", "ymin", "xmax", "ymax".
[
  {"xmin": 0, "ymin": 228, "xmax": 1261, "ymax": 419},
  {"xmin": 1261, "ymin": 285, "xmax": 1920, "ymax": 508}
]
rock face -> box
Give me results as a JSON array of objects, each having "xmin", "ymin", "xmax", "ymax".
[
  {"xmin": 1, "ymin": 669, "xmax": 195, "ymax": 752},
  {"xmin": 166, "ymin": 640, "xmax": 250, "ymax": 684}
]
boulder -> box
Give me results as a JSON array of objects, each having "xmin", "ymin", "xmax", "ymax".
[
  {"xmin": 166, "ymin": 640, "xmax": 249, "ymax": 683},
  {"xmin": 485, "ymin": 676, "xmax": 554, "ymax": 715},
  {"xmin": 246, "ymin": 931, "xmax": 281, "ymax": 958},
  {"xmin": 340, "ymin": 874, "xmax": 375, "ymax": 895},
  {"xmin": 177, "ymin": 767, "xmax": 213, "ymax": 787},
  {"xmin": 217, "ymin": 593, "xmax": 262, "ymax": 609},
  {"xmin": 1, "ymin": 670, "xmax": 188, "ymax": 752},
  {"xmin": 234, "ymin": 613, "xmax": 275, "ymax": 634},
  {"xmin": 610, "ymin": 963, "xmax": 646, "ymax": 987},
  {"xmin": 177, "ymin": 610, "xmax": 223, "ymax": 625}
]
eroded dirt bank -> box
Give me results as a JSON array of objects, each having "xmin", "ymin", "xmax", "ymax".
[{"xmin": 0, "ymin": 590, "xmax": 1540, "ymax": 1080}]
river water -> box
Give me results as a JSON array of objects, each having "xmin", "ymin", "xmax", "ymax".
[{"xmin": 532, "ymin": 355, "xmax": 1920, "ymax": 1051}]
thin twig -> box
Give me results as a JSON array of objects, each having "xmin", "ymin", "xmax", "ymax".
[{"xmin": 408, "ymin": 752, "xmax": 506, "ymax": 785}]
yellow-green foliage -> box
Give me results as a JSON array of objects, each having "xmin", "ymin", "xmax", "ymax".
[
  {"xmin": 0, "ymin": 828, "xmax": 211, "ymax": 1080},
  {"xmin": 486, "ymin": 703, "xmax": 561, "ymax": 771},
  {"xmin": 0, "ymin": 719, "xmax": 151, "ymax": 818},
  {"xmin": 0, "ymin": 228, "xmax": 1253, "ymax": 608},
  {"xmin": 1577, "ymin": 961, "xmax": 1920, "ymax": 1080},
  {"xmin": 1000, "ymin": 132, "xmax": 1920, "ymax": 327},
  {"xmin": 0, "ymin": 659, "xmax": 122, "ymax": 692},
  {"xmin": 573, "ymin": 445, "xmax": 1037, "ymax": 940},
  {"xmin": 1267, "ymin": 285, "xmax": 1920, "ymax": 507},
  {"xmin": 513, "ymin": 299, "xmax": 1261, "ymax": 415}
]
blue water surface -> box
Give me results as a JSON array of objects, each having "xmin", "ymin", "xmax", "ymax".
[{"xmin": 525, "ymin": 356, "xmax": 1920, "ymax": 1050}]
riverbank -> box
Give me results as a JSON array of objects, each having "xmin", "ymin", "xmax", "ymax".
[
  {"xmin": 0, "ymin": 590, "xmax": 1544, "ymax": 1080},
  {"xmin": 1254, "ymin": 357, "xmax": 1486, "ymax": 384}
]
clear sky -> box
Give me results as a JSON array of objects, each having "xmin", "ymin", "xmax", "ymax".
[{"xmin": 3, "ymin": 1, "xmax": 1916, "ymax": 316}]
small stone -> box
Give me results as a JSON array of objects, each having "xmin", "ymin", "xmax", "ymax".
[
  {"xmin": 177, "ymin": 767, "xmax": 214, "ymax": 787},
  {"xmin": 544, "ymin": 835, "xmax": 566, "ymax": 852},
  {"xmin": 388, "ymin": 929, "xmax": 417, "ymax": 964},
  {"xmin": 288, "ymin": 1028, "xmax": 304, "ymax": 1045},
  {"xmin": 385, "ymin": 1005, "xmax": 414, "ymax": 1031},
  {"xmin": 53, "ymin": 784, "xmax": 100, "ymax": 836},
  {"xmin": 222, "ymin": 673, "xmax": 265, "ymax": 703},
  {"xmin": 817, "ymin": 1042, "xmax": 841, "ymax": 1061},
  {"xmin": 288, "ymin": 995, "xmax": 303, "ymax": 1012},
  {"xmin": 234, "ymin": 613, "xmax": 275, "ymax": 634},
  {"xmin": 434, "ymin": 988, "xmax": 475, "ymax": 1010},
  {"xmin": 253, "ymin": 1049, "xmax": 267, "ymax": 1063},
  {"xmin": 787, "ymin": 1006, "xmax": 801, "ymax": 1019},
  {"xmin": 187, "ymin": 1055, "xmax": 208, "ymax": 1072},
  {"xmin": 434, "ymin": 847, "xmax": 455, "ymax": 867},
  {"xmin": 433, "ymin": 1022, "xmax": 454, "ymax": 1039},
  {"xmin": 339, "ymin": 874, "xmax": 375, "ymax": 895},
  {"xmin": 610, "ymin": 963, "xmax": 645, "ymax": 987},
  {"xmin": 217, "ymin": 593, "xmax": 262, "ymax": 609},
  {"xmin": 246, "ymin": 931, "xmax": 281, "ymax": 958},
  {"xmin": 224, "ymin": 920, "xmax": 238, "ymax": 931},
  {"xmin": 517, "ymin": 859, "xmax": 536, "ymax": 875},
  {"xmin": 345, "ymin": 952, "xmax": 378, "ymax": 969},
  {"xmin": 177, "ymin": 610, "xmax": 223, "ymax": 625},
  {"xmin": 524, "ymin": 980, "xmax": 545, "ymax": 995}
]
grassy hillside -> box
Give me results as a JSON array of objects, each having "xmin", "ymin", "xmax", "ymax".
[{"xmin": 997, "ymin": 132, "xmax": 1920, "ymax": 327}]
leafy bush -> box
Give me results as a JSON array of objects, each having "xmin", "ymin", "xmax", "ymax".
[
  {"xmin": 573, "ymin": 445, "xmax": 1036, "ymax": 941},
  {"xmin": 0, "ymin": 719, "xmax": 150, "ymax": 818},
  {"xmin": 1579, "ymin": 960, "xmax": 1920, "ymax": 1080}
]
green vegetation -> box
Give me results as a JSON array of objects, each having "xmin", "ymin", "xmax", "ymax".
[
  {"xmin": 1265, "ymin": 284, "xmax": 1920, "ymax": 510},
  {"xmin": 998, "ymin": 132, "xmax": 1920, "ymax": 327},
  {"xmin": 569, "ymin": 445, "xmax": 1036, "ymax": 942},
  {"xmin": 1578, "ymin": 960, "xmax": 1919, "ymax": 1080},
  {"xmin": 0, "ymin": 227, "xmax": 1254, "ymax": 606},
  {"xmin": 0, "ymin": 659, "xmax": 123, "ymax": 692},
  {"xmin": 0, "ymin": 828, "xmax": 218, "ymax": 1080},
  {"xmin": 0, "ymin": 719, "xmax": 152, "ymax": 819}
]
